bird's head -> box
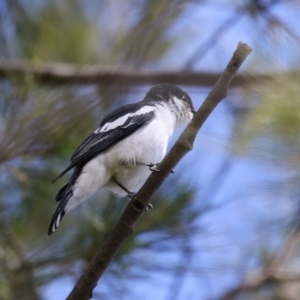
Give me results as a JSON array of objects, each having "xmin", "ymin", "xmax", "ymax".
[{"xmin": 143, "ymin": 83, "xmax": 196, "ymax": 124}]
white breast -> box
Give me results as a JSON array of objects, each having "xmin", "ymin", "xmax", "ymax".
[{"xmin": 102, "ymin": 103, "xmax": 177, "ymax": 195}]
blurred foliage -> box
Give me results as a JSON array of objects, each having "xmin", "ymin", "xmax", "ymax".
[
  {"xmin": 17, "ymin": 1, "xmax": 99, "ymax": 63},
  {"xmin": 235, "ymin": 73, "xmax": 300, "ymax": 166},
  {"xmin": 114, "ymin": 0, "xmax": 187, "ymax": 66},
  {"xmin": 248, "ymin": 75, "xmax": 300, "ymax": 141},
  {"xmin": 1, "ymin": 0, "xmax": 300, "ymax": 300}
]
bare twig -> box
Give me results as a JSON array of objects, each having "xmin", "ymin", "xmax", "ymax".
[
  {"xmin": 0, "ymin": 59, "xmax": 281, "ymax": 88},
  {"xmin": 66, "ymin": 42, "xmax": 252, "ymax": 300}
]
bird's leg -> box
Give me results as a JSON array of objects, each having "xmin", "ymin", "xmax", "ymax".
[
  {"xmin": 111, "ymin": 177, "xmax": 135, "ymax": 198},
  {"xmin": 136, "ymin": 162, "xmax": 160, "ymax": 172},
  {"xmin": 120, "ymin": 160, "xmax": 159, "ymax": 171},
  {"xmin": 111, "ymin": 177, "xmax": 153, "ymax": 211},
  {"xmin": 136, "ymin": 162, "xmax": 175, "ymax": 173},
  {"xmin": 120, "ymin": 160, "xmax": 174, "ymax": 173}
]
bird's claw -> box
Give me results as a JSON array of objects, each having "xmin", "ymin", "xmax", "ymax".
[
  {"xmin": 146, "ymin": 203, "xmax": 153, "ymax": 210},
  {"xmin": 148, "ymin": 163, "xmax": 175, "ymax": 174},
  {"xmin": 127, "ymin": 192, "xmax": 137, "ymax": 200},
  {"xmin": 148, "ymin": 163, "xmax": 160, "ymax": 172}
]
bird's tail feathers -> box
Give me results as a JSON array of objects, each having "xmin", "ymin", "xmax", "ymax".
[
  {"xmin": 49, "ymin": 165, "xmax": 83, "ymax": 235},
  {"xmin": 48, "ymin": 186, "xmax": 73, "ymax": 235},
  {"xmin": 49, "ymin": 177, "xmax": 78, "ymax": 235},
  {"xmin": 55, "ymin": 183, "xmax": 68, "ymax": 202},
  {"xmin": 48, "ymin": 197, "xmax": 70, "ymax": 235}
]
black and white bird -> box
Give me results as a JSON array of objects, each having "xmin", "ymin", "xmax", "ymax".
[{"xmin": 48, "ymin": 84, "xmax": 195, "ymax": 235}]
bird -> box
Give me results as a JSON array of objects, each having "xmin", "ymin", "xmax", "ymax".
[{"xmin": 48, "ymin": 83, "xmax": 195, "ymax": 235}]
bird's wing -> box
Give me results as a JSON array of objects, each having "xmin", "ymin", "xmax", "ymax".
[{"xmin": 53, "ymin": 103, "xmax": 155, "ymax": 182}]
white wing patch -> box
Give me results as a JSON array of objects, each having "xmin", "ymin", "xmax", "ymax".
[{"xmin": 94, "ymin": 106, "xmax": 155, "ymax": 133}]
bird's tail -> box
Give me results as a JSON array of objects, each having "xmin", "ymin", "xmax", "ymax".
[
  {"xmin": 49, "ymin": 166, "xmax": 83, "ymax": 235},
  {"xmin": 48, "ymin": 197, "xmax": 69, "ymax": 235},
  {"xmin": 55, "ymin": 183, "xmax": 68, "ymax": 202},
  {"xmin": 48, "ymin": 181, "xmax": 72, "ymax": 235}
]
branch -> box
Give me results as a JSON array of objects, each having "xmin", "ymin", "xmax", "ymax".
[
  {"xmin": 66, "ymin": 42, "xmax": 252, "ymax": 300},
  {"xmin": 0, "ymin": 58, "xmax": 278, "ymax": 87}
]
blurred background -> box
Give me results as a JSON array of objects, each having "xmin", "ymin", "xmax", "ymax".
[{"xmin": 0, "ymin": 0, "xmax": 300, "ymax": 299}]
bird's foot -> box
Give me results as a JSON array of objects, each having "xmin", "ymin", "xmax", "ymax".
[
  {"xmin": 147, "ymin": 163, "xmax": 161, "ymax": 172},
  {"xmin": 136, "ymin": 162, "xmax": 175, "ymax": 173},
  {"xmin": 146, "ymin": 203, "xmax": 153, "ymax": 210},
  {"xmin": 149, "ymin": 163, "xmax": 175, "ymax": 174},
  {"xmin": 111, "ymin": 176, "xmax": 137, "ymax": 198},
  {"xmin": 127, "ymin": 192, "xmax": 138, "ymax": 200},
  {"xmin": 111, "ymin": 177, "xmax": 153, "ymax": 211}
]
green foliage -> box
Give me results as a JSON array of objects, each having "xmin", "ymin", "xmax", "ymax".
[
  {"xmin": 249, "ymin": 75, "xmax": 300, "ymax": 141},
  {"xmin": 114, "ymin": 0, "xmax": 188, "ymax": 66},
  {"xmin": 14, "ymin": 0, "xmax": 99, "ymax": 63},
  {"xmin": 234, "ymin": 72, "xmax": 300, "ymax": 165}
]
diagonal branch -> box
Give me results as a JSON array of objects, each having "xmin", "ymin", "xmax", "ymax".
[
  {"xmin": 0, "ymin": 59, "xmax": 279, "ymax": 87},
  {"xmin": 66, "ymin": 42, "xmax": 252, "ymax": 300}
]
